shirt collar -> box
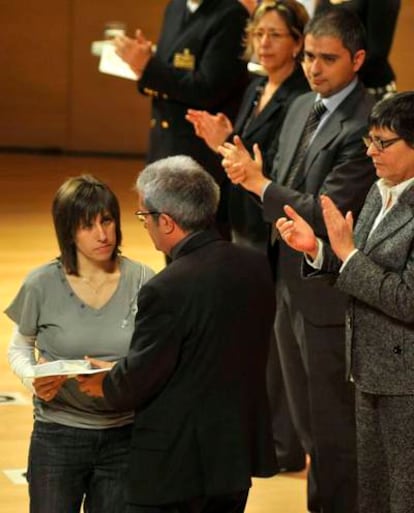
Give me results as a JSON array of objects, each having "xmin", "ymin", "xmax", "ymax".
[
  {"xmin": 376, "ymin": 177, "xmax": 414, "ymax": 208},
  {"xmin": 316, "ymin": 77, "xmax": 358, "ymax": 114}
]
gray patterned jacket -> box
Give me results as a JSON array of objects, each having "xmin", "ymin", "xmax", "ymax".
[{"xmin": 306, "ymin": 182, "xmax": 414, "ymax": 394}]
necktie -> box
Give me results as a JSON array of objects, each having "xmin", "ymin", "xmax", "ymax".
[
  {"xmin": 284, "ymin": 100, "xmax": 327, "ymax": 188},
  {"xmin": 269, "ymin": 100, "xmax": 326, "ymax": 245}
]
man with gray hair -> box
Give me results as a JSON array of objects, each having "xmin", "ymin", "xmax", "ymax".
[{"xmin": 79, "ymin": 155, "xmax": 278, "ymax": 513}]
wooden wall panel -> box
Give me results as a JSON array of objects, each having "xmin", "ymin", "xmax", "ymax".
[
  {"xmin": 0, "ymin": 1, "xmax": 70, "ymax": 148},
  {"xmin": 69, "ymin": 0, "xmax": 167, "ymax": 154},
  {"xmin": 0, "ymin": 0, "xmax": 412, "ymax": 154},
  {"xmin": 390, "ymin": 0, "xmax": 414, "ymax": 92}
]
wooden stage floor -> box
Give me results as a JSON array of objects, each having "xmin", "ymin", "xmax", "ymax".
[{"xmin": 0, "ymin": 152, "xmax": 306, "ymax": 512}]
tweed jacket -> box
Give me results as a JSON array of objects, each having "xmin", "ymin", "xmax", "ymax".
[{"xmin": 309, "ymin": 182, "xmax": 414, "ymax": 394}]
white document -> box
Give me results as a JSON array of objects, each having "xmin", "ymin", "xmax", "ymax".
[
  {"xmin": 25, "ymin": 360, "xmax": 110, "ymax": 379},
  {"xmin": 99, "ymin": 43, "xmax": 138, "ymax": 81}
]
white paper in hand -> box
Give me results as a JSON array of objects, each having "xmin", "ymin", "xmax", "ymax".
[
  {"xmin": 99, "ymin": 43, "xmax": 138, "ymax": 81},
  {"xmin": 26, "ymin": 360, "xmax": 111, "ymax": 379}
]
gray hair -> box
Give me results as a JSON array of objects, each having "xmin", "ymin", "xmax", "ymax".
[{"xmin": 136, "ymin": 156, "xmax": 220, "ymax": 232}]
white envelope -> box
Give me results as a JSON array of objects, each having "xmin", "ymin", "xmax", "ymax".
[
  {"xmin": 25, "ymin": 359, "xmax": 111, "ymax": 379},
  {"xmin": 99, "ymin": 43, "xmax": 138, "ymax": 81}
]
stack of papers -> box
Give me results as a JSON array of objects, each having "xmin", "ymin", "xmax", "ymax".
[{"xmin": 25, "ymin": 360, "xmax": 110, "ymax": 379}]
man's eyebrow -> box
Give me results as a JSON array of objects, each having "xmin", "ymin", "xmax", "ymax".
[
  {"xmin": 320, "ymin": 52, "xmax": 339, "ymax": 59},
  {"xmin": 304, "ymin": 50, "xmax": 340, "ymax": 59}
]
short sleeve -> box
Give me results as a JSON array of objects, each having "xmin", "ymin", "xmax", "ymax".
[{"xmin": 5, "ymin": 271, "xmax": 42, "ymax": 336}]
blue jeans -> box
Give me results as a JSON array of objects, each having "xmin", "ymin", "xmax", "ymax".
[{"xmin": 28, "ymin": 420, "xmax": 132, "ymax": 513}]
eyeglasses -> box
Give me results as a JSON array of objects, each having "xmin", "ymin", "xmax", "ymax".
[
  {"xmin": 362, "ymin": 135, "xmax": 402, "ymax": 152},
  {"xmin": 134, "ymin": 210, "xmax": 161, "ymax": 223}
]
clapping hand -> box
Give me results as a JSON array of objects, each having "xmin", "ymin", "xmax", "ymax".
[
  {"xmin": 276, "ymin": 196, "xmax": 356, "ymax": 263},
  {"xmin": 218, "ymin": 136, "xmax": 268, "ymax": 195},
  {"xmin": 320, "ymin": 195, "xmax": 355, "ymax": 262},
  {"xmin": 276, "ymin": 205, "xmax": 319, "ymax": 259},
  {"xmin": 186, "ymin": 110, "xmax": 233, "ymax": 151},
  {"xmin": 114, "ymin": 29, "xmax": 152, "ymax": 75}
]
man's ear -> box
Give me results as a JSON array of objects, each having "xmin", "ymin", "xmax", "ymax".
[
  {"xmin": 158, "ymin": 213, "xmax": 175, "ymax": 234},
  {"xmin": 352, "ymin": 49, "xmax": 366, "ymax": 73}
]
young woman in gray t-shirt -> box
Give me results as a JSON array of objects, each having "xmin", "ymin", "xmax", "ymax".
[{"xmin": 6, "ymin": 175, "xmax": 154, "ymax": 513}]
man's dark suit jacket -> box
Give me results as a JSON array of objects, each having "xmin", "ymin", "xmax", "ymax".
[
  {"xmin": 139, "ymin": 0, "xmax": 249, "ymax": 183},
  {"xmin": 230, "ymin": 66, "xmax": 309, "ymax": 249},
  {"xmin": 263, "ymin": 81, "xmax": 376, "ymax": 325},
  {"xmin": 103, "ymin": 230, "xmax": 278, "ymax": 506}
]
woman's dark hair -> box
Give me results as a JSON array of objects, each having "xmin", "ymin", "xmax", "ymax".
[
  {"xmin": 369, "ymin": 91, "xmax": 414, "ymax": 148},
  {"xmin": 52, "ymin": 175, "xmax": 122, "ymax": 275}
]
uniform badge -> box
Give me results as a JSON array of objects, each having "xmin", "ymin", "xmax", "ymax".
[{"xmin": 173, "ymin": 49, "xmax": 196, "ymax": 70}]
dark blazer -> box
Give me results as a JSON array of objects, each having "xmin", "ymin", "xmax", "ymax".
[
  {"xmin": 230, "ymin": 66, "xmax": 310, "ymax": 250},
  {"xmin": 312, "ymin": 183, "xmax": 414, "ymax": 394},
  {"xmin": 316, "ymin": 0, "xmax": 401, "ymax": 88},
  {"xmin": 139, "ymin": 0, "xmax": 249, "ymax": 183},
  {"xmin": 263, "ymin": 81, "xmax": 376, "ymax": 324},
  {"xmin": 103, "ymin": 230, "xmax": 278, "ymax": 505}
]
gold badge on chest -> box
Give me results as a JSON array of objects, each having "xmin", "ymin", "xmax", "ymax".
[{"xmin": 173, "ymin": 48, "xmax": 196, "ymax": 70}]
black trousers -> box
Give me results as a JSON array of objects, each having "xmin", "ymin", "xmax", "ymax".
[
  {"xmin": 276, "ymin": 295, "xmax": 357, "ymax": 513},
  {"xmin": 125, "ymin": 490, "xmax": 249, "ymax": 513}
]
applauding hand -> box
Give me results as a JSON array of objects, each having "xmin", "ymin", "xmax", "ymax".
[
  {"xmin": 276, "ymin": 205, "xmax": 319, "ymax": 259},
  {"xmin": 218, "ymin": 136, "xmax": 269, "ymax": 195}
]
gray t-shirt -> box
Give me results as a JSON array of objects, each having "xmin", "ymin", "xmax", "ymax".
[{"xmin": 5, "ymin": 256, "xmax": 154, "ymax": 429}]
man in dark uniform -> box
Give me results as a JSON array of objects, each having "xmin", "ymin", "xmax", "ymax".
[{"xmin": 115, "ymin": 0, "xmax": 250, "ymax": 237}]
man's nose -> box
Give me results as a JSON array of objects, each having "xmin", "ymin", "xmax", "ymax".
[{"xmin": 309, "ymin": 59, "xmax": 321, "ymax": 75}]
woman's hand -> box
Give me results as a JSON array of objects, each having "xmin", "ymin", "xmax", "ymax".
[
  {"xmin": 218, "ymin": 136, "xmax": 268, "ymax": 195},
  {"xmin": 33, "ymin": 375, "xmax": 67, "ymax": 402},
  {"xmin": 276, "ymin": 205, "xmax": 319, "ymax": 259},
  {"xmin": 321, "ymin": 195, "xmax": 355, "ymax": 262},
  {"xmin": 186, "ymin": 110, "xmax": 233, "ymax": 151}
]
